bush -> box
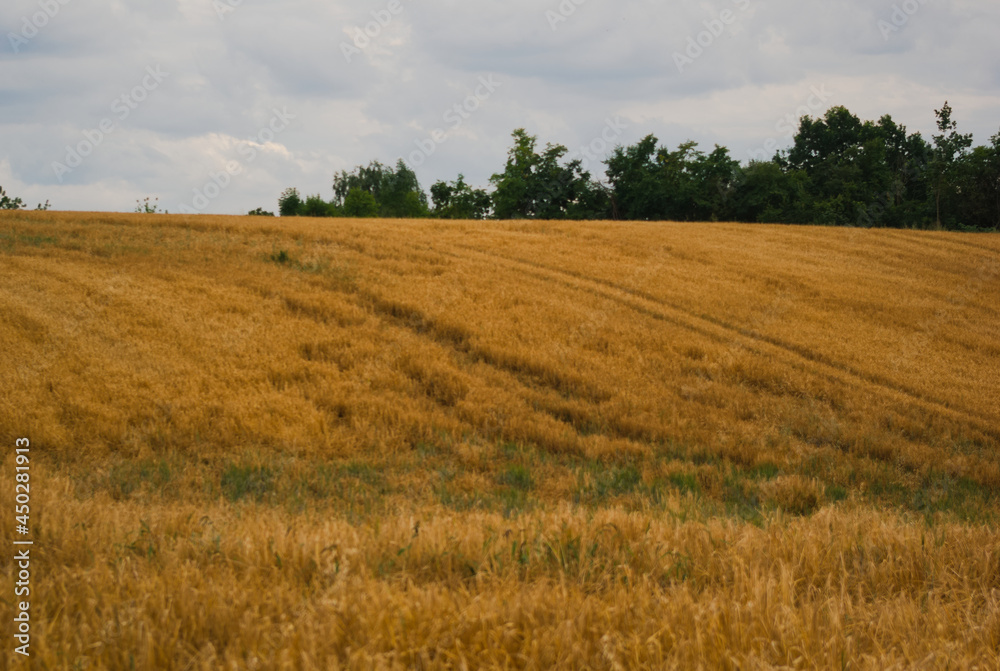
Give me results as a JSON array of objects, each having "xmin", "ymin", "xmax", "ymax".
[{"xmin": 248, "ymin": 207, "xmax": 275, "ymax": 216}]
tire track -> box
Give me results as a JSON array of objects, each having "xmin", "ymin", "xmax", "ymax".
[
  {"xmin": 242, "ymin": 232, "xmax": 998, "ymax": 445},
  {"xmin": 352, "ymin": 288, "xmax": 614, "ymax": 405},
  {"xmin": 448, "ymin": 242, "xmax": 1000, "ymax": 442},
  {"xmin": 252, "ymin": 272, "xmax": 670, "ymax": 449},
  {"xmin": 881, "ymin": 229, "xmax": 1000, "ymax": 258}
]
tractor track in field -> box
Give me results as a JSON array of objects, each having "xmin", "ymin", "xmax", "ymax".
[
  {"xmin": 240, "ymin": 258, "xmax": 689, "ymax": 449},
  {"xmin": 243, "ymin": 271, "xmax": 643, "ymax": 447},
  {"xmin": 237, "ymin": 231, "xmax": 998, "ymax": 445},
  {"xmin": 446, "ymin": 242, "xmax": 1000, "ymax": 442},
  {"xmin": 882, "ymin": 229, "xmax": 1000, "ymax": 257}
]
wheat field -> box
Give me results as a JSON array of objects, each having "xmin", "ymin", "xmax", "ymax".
[{"xmin": 1, "ymin": 210, "xmax": 999, "ymax": 669}]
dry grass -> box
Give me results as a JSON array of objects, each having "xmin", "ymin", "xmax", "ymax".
[{"xmin": 1, "ymin": 211, "xmax": 999, "ymax": 669}]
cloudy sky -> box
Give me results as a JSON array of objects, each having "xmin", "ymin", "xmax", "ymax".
[{"xmin": 1, "ymin": 0, "xmax": 998, "ymax": 215}]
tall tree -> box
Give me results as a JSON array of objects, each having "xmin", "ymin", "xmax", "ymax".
[
  {"xmin": 604, "ymin": 135, "xmax": 664, "ymax": 220},
  {"xmin": 863, "ymin": 115, "xmax": 933, "ymax": 227},
  {"xmin": 778, "ymin": 106, "xmax": 935, "ymax": 226},
  {"xmin": 929, "ymin": 101, "xmax": 974, "ymax": 228},
  {"xmin": 780, "ymin": 106, "xmax": 871, "ymax": 225},
  {"xmin": 489, "ymin": 129, "xmax": 598, "ymax": 219},
  {"xmin": 685, "ymin": 144, "xmax": 740, "ymax": 221},
  {"xmin": 332, "ymin": 159, "xmax": 428, "ymax": 218},
  {"xmin": 278, "ymin": 187, "xmax": 303, "ymax": 217},
  {"xmin": 379, "ymin": 160, "xmax": 429, "ymax": 218},
  {"xmin": 605, "ymin": 137, "xmax": 738, "ymax": 221}
]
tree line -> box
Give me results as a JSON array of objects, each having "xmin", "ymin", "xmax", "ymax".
[{"xmin": 270, "ymin": 102, "xmax": 987, "ymax": 231}]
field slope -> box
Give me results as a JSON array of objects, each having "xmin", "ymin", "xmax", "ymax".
[{"xmin": 2, "ymin": 211, "xmax": 999, "ymax": 669}]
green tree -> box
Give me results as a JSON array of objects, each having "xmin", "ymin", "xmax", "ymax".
[
  {"xmin": 531, "ymin": 142, "xmax": 601, "ymax": 220},
  {"xmin": 343, "ymin": 187, "xmax": 379, "ymax": 218},
  {"xmin": 490, "ymin": 129, "xmax": 602, "ymax": 219},
  {"xmin": 332, "ymin": 159, "xmax": 428, "ymax": 218},
  {"xmin": 780, "ymin": 106, "xmax": 873, "ymax": 225},
  {"xmin": 726, "ymin": 160, "xmax": 810, "ymax": 223},
  {"xmin": 605, "ymin": 137, "xmax": 738, "ymax": 221},
  {"xmin": 278, "ymin": 188, "xmax": 303, "ymax": 217},
  {"xmin": 929, "ymin": 101, "xmax": 974, "ymax": 228},
  {"xmin": 301, "ymin": 194, "xmax": 338, "ymax": 217},
  {"xmin": 430, "ymin": 174, "xmax": 492, "ymax": 219},
  {"xmin": 604, "ymin": 135, "xmax": 664, "ymax": 220},
  {"xmin": 952, "ymin": 130, "xmax": 1000, "ymax": 230},
  {"xmin": 379, "ymin": 160, "xmax": 429, "ymax": 217},
  {"xmin": 857, "ymin": 115, "xmax": 933, "ymax": 228},
  {"xmin": 681, "ymin": 143, "xmax": 740, "ymax": 221},
  {"xmin": 564, "ymin": 177, "xmax": 612, "ymax": 221},
  {"xmin": 777, "ymin": 106, "xmax": 935, "ymax": 227},
  {"xmin": 655, "ymin": 141, "xmax": 702, "ymax": 219},
  {"xmin": 332, "ymin": 161, "xmax": 386, "ymax": 206},
  {"xmin": 489, "ymin": 129, "xmax": 540, "ymax": 219}
]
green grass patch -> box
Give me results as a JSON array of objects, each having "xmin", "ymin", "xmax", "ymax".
[
  {"xmin": 825, "ymin": 483, "xmax": 848, "ymax": 502},
  {"xmin": 221, "ymin": 464, "xmax": 275, "ymax": 502},
  {"xmin": 0, "ymin": 229, "xmax": 58, "ymax": 251},
  {"xmin": 340, "ymin": 461, "xmax": 387, "ymax": 489},
  {"xmin": 497, "ymin": 464, "xmax": 534, "ymax": 491},
  {"xmin": 749, "ymin": 462, "xmax": 780, "ymax": 480},
  {"xmin": 720, "ymin": 470, "xmax": 764, "ymax": 525},
  {"xmin": 598, "ymin": 465, "xmax": 642, "ymax": 497},
  {"xmin": 284, "ymin": 461, "xmax": 391, "ymax": 519},
  {"xmin": 665, "ymin": 472, "xmax": 700, "ymax": 494},
  {"xmin": 107, "ymin": 458, "xmax": 174, "ymax": 501},
  {"xmin": 574, "ymin": 463, "xmax": 644, "ymax": 506},
  {"xmin": 495, "ymin": 487, "xmax": 533, "ymax": 518},
  {"xmin": 907, "ymin": 472, "xmax": 996, "ymax": 523}
]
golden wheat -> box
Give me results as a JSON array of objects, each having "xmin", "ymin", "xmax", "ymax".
[{"xmin": 1, "ymin": 211, "xmax": 998, "ymax": 669}]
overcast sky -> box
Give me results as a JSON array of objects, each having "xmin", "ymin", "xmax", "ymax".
[{"xmin": 1, "ymin": 0, "xmax": 998, "ymax": 214}]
